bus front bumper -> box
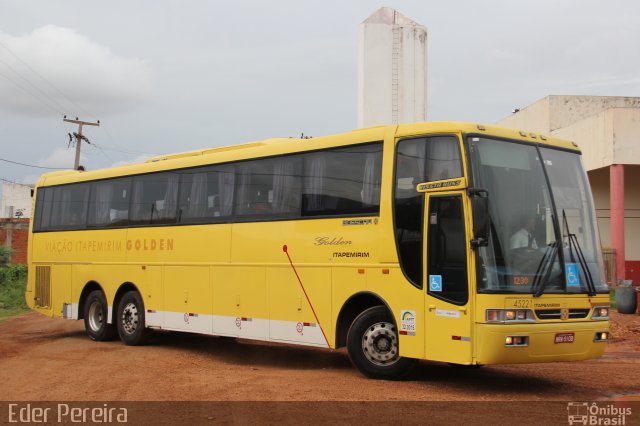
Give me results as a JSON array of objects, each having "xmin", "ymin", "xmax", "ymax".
[{"xmin": 475, "ymin": 321, "xmax": 609, "ymax": 365}]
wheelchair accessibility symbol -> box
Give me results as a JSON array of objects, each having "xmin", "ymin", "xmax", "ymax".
[
  {"xmin": 565, "ymin": 263, "xmax": 580, "ymax": 287},
  {"xmin": 429, "ymin": 275, "xmax": 443, "ymax": 292}
]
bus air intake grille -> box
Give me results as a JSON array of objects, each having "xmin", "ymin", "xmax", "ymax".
[
  {"xmin": 35, "ymin": 266, "xmax": 51, "ymax": 308},
  {"xmin": 534, "ymin": 309, "xmax": 590, "ymax": 320}
]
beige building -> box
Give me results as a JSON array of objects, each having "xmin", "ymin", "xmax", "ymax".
[{"xmin": 497, "ymin": 95, "xmax": 640, "ymax": 285}]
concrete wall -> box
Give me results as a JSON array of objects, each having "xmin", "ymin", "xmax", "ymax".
[
  {"xmin": 498, "ymin": 95, "xmax": 640, "ymax": 137},
  {"xmin": 498, "ymin": 97, "xmax": 551, "ymax": 135},
  {"xmin": 1, "ymin": 182, "xmax": 34, "ymax": 218},
  {"xmin": 548, "ymin": 96, "xmax": 640, "ymax": 132},
  {"xmin": 553, "ymin": 108, "xmax": 640, "ymax": 171},
  {"xmin": 358, "ymin": 7, "xmax": 427, "ymax": 128},
  {"xmin": 0, "ymin": 218, "xmax": 29, "ymax": 264}
]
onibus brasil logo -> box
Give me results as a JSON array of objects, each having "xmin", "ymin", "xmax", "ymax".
[{"xmin": 567, "ymin": 402, "xmax": 632, "ymax": 425}]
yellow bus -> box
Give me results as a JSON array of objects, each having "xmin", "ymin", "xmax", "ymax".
[{"xmin": 26, "ymin": 122, "xmax": 610, "ymax": 379}]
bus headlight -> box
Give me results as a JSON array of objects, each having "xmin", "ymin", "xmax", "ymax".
[
  {"xmin": 486, "ymin": 309, "xmax": 535, "ymax": 323},
  {"xmin": 591, "ymin": 306, "xmax": 609, "ymax": 320}
]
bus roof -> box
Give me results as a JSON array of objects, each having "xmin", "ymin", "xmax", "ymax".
[{"xmin": 36, "ymin": 121, "xmax": 579, "ymax": 188}]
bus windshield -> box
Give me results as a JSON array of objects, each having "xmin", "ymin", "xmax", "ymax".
[{"xmin": 468, "ymin": 136, "xmax": 608, "ymax": 295}]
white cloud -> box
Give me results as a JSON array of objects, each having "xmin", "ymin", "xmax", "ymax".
[
  {"xmin": 0, "ymin": 25, "xmax": 151, "ymax": 116},
  {"xmin": 37, "ymin": 147, "xmax": 76, "ymax": 169}
]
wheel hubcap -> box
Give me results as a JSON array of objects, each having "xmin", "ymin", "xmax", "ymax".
[
  {"xmin": 361, "ymin": 321, "xmax": 399, "ymax": 366},
  {"xmin": 87, "ymin": 301, "xmax": 103, "ymax": 332},
  {"xmin": 121, "ymin": 302, "xmax": 139, "ymax": 335}
]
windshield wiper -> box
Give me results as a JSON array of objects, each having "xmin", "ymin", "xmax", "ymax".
[
  {"xmin": 562, "ymin": 210, "xmax": 597, "ymax": 296},
  {"xmin": 532, "ymin": 241, "xmax": 558, "ymax": 297},
  {"xmin": 532, "ymin": 212, "xmax": 561, "ymax": 297}
]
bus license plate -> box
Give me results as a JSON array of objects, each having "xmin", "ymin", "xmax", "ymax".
[{"xmin": 554, "ymin": 332, "xmax": 575, "ymax": 344}]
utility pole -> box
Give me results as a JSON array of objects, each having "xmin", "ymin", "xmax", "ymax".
[{"xmin": 63, "ymin": 116, "xmax": 100, "ymax": 170}]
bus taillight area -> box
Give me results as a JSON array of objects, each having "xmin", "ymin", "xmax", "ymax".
[{"xmin": 475, "ymin": 321, "xmax": 609, "ymax": 365}]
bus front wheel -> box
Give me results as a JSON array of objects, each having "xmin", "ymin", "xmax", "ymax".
[
  {"xmin": 116, "ymin": 290, "xmax": 149, "ymax": 346},
  {"xmin": 83, "ymin": 290, "xmax": 116, "ymax": 341},
  {"xmin": 346, "ymin": 306, "xmax": 416, "ymax": 380}
]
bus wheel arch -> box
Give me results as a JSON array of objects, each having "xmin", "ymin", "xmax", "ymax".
[
  {"xmin": 79, "ymin": 282, "xmax": 116, "ymax": 341},
  {"xmin": 78, "ymin": 281, "xmax": 104, "ymax": 320},
  {"xmin": 113, "ymin": 283, "xmax": 149, "ymax": 346},
  {"xmin": 335, "ymin": 292, "xmax": 391, "ymax": 349}
]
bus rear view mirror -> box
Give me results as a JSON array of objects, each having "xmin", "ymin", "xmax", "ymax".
[{"xmin": 468, "ymin": 188, "xmax": 489, "ymax": 248}]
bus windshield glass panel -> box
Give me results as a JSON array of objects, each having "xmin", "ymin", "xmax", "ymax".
[{"xmin": 468, "ymin": 136, "xmax": 607, "ymax": 294}]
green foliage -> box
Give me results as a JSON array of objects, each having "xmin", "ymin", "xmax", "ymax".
[
  {"xmin": 0, "ymin": 246, "xmax": 13, "ymax": 267},
  {"xmin": 0, "ymin": 265, "xmax": 28, "ymax": 318},
  {"xmin": 610, "ymin": 288, "xmax": 616, "ymax": 310}
]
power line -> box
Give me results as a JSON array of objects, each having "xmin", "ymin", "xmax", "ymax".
[
  {"xmin": 0, "ymin": 39, "xmax": 92, "ymax": 118},
  {"xmin": 0, "ymin": 67, "xmax": 61, "ymax": 115},
  {"xmin": 0, "ymin": 56, "xmax": 67, "ymax": 113},
  {"xmin": 89, "ymin": 141, "xmax": 115, "ymax": 163},
  {"xmin": 0, "ymin": 157, "xmax": 68, "ymax": 170},
  {"xmin": 0, "ymin": 38, "xmax": 151, "ymax": 165}
]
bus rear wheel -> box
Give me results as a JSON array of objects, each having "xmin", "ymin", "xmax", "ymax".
[
  {"xmin": 346, "ymin": 306, "xmax": 416, "ymax": 380},
  {"xmin": 116, "ymin": 290, "xmax": 149, "ymax": 346},
  {"xmin": 83, "ymin": 290, "xmax": 116, "ymax": 341}
]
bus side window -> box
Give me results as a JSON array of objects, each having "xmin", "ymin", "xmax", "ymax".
[
  {"xmin": 35, "ymin": 187, "xmax": 54, "ymax": 231},
  {"xmin": 234, "ymin": 157, "xmax": 302, "ymax": 218},
  {"xmin": 427, "ymin": 195, "xmax": 468, "ymax": 305},
  {"xmin": 178, "ymin": 166, "xmax": 235, "ymax": 222},
  {"xmin": 302, "ymin": 143, "xmax": 382, "ymax": 217},
  {"xmin": 130, "ymin": 172, "xmax": 179, "ymax": 225},
  {"xmin": 48, "ymin": 183, "xmax": 89, "ymax": 230},
  {"xmin": 394, "ymin": 135, "xmax": 463, "ymax": 288},
  {"xmin": 87, "ymin": 178, "xmax": 131, "ymax": 227}
]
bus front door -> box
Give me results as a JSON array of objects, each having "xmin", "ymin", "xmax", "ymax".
[{"xmin": 423, "ymin": 193, "xmax": 473, "ymax": 364}]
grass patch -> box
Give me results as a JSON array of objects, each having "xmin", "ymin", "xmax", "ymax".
[
  {"xmin": 610, "ymin": 288, "xmax": 617, "ymax": 310},
  {"xmin": 0, "ymin": 265, "xmax": 29, "ymax": 318}
]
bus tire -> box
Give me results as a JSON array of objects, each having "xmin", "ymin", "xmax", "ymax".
[
  {"xmin": 346, "ymin": 306, "xmax": 416, "ymax": 380},
  {"xmin": 116, "ymin": 290, "xmax": 148, "ymax": 346},
  {"xmin": 83, "ymin": 290, "xmax": 116, "ymax": 341}
]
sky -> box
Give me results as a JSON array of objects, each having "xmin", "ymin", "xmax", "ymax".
[{"xmin": 1, "ymin": 0, "xmax": 639, "ymax": 194}]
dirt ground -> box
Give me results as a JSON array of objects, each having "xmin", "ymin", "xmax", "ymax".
[{"xmin": 0, "ymin": 311, "xmax": 639, "ymax": 424}]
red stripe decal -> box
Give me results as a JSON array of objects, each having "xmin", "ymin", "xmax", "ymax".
[{"xmin": 283, "ymin": 244, "xmax": 330, "ymax": 347}]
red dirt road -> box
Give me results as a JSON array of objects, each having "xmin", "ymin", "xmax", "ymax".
[{"xmin": 0, "ymin": 312, "xmax": 638, "ymax": 424}]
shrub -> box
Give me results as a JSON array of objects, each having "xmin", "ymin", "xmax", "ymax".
[
  {"xmin": 0, "ymin": 265, "xmax": 28, "ymax": 316},
  {"xmin": 0, "ymin": 246, "xmax": 12, "ymax": 267}
]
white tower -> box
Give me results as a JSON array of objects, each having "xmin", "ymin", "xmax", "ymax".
[{"xmin": 358, "ymin": 7, "xmax": 427, "ymax": 128}]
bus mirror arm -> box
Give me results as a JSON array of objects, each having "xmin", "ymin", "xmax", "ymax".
[{"xmin": 468, "ymin": 188, "xmax": 490, "ymax": 249}]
